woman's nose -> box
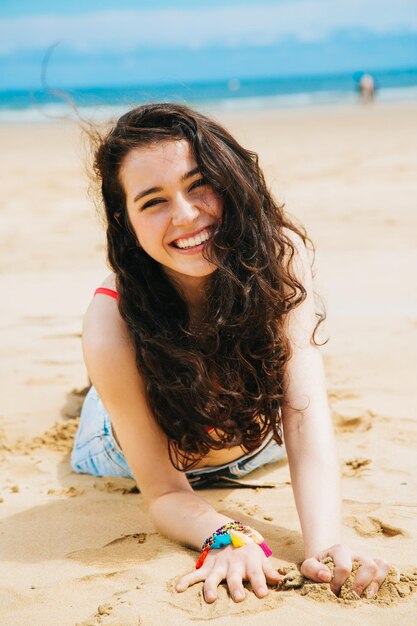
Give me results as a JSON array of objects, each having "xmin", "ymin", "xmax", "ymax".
[{"xmin": 171, "ymin": 194, "xmax": 200, "ymax": 225}]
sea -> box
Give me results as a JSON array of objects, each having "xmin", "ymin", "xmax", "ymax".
[{"xmin": 0, "ymin": 67, "xmax": 416, "ymax": 123}]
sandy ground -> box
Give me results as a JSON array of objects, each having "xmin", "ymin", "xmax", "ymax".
[{"xmin": 0, "ymin": 100, "xmax": 416, "ymax": 625}]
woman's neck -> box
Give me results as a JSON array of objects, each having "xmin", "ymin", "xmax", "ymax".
[
  {"xmin": 185, "ymin": 284, "xmax": 207, "ymax": 326},
  {"xmin": 165, "ymin": 271, "xmax": 209, "ymax": 324}
]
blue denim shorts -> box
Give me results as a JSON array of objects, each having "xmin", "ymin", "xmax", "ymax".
[{"xmin": 71, "ymin": 386, "xmax": 286, "ymax": 486}]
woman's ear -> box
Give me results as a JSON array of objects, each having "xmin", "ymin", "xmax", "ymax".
[{"xmin": 114, "ymin": 212, "xmax": 121, "ymax": 225}]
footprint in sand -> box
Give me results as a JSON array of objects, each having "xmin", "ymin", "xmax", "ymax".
[
  {"xmin": 346, "ymin": 515, "xmax": 408, "ymax": 537},
  {"xmin": 332, "ymin": 407, "xmax": 375, "ymax": 433}
]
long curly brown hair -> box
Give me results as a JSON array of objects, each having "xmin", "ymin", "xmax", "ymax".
[{"xmin": 90, "ymin": 102, "xmax": 323, "ymax": 470}]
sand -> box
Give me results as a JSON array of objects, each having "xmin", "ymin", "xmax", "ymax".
[{"xmin": 0, "ymin": 100, "xmax": 416, "ymax": 625}]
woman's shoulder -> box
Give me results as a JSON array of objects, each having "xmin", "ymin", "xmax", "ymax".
[
  {"xmin": 83, "ymin": 273, "xmax": 129, "ymax": 356},
  {"xmin": 85, "ymin": 273, "xmax": 118, "ymax": 319},
  {"xmin": 99, "ymin": 273, "xmax": 117, "ymax": 291}
]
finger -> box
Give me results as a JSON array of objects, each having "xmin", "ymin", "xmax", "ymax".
[
  {"xmin": 226, "ymin": 563, "xmax": 246, "ymax": 602},
  {"xmin": 204, "ymin": 565, "xmax": 227, "ymax": 603},
  {"xmin": 320, "ymin": 545, "xmax": 353, "ymax": 594},
  {"xmin": 350, "ymin": 559, "xmax": 378, "ymax": 596},
  {"xmin": 352, "ymin": 557, "xmax": 390, "ymax": 598},
  {"xmin": 175, "ymin": 568, "xmax": 206, "ymax": 592},
  {"xmin": 364, "ymin": 559, "xmax": 392, "ymax": 599},
  {"xmin": 262, "ymin": 561, "xmax": 283, "ymax": 586},
  {"xmin": 246, "ymin": 564, "xmax": 269, "ymax": 598},
  {"xmin": 301, "ymin": 557, "xmax": 333, "ymax": 584}
]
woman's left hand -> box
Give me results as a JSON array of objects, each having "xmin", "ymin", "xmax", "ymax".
[{"xmin": 300, "ymin": 543, "xmax": 391, "ymax": 598}]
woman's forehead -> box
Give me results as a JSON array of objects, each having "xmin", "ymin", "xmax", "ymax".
[
  {"xmin": 125, "ymin": 139, "xmax": 194, "ymax": 168},
  {"xmin": 120, "ymin": 139, "xmax": 198, "ymax": 198}
]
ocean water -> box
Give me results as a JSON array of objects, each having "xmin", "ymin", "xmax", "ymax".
[{"xmin": 0, "ymin": 67, "xmax": 416, "ymax": 123}]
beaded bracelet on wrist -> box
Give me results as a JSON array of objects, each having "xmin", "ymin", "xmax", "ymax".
[{"xmin": 196, "ymin": 520, "xmax": 272, "ymax": 569}]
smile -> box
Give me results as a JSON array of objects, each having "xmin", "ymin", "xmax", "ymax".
[{"xmin": 171, "ymin": 227, "xmax": 212, "ymax": 250}]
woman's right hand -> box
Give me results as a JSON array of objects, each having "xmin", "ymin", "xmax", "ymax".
[{"xmin": 175, "ymin": 543, "xmax": 282, "ymax": 603}]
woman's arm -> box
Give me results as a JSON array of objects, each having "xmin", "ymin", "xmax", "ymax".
[
  {"xmin": 281, "ymin": 232, "xmax": 389, "ymax": 595},
  {"xmin": 281, "ymin": 234, "xmax": 342, "ymax": 559},
  {"xmin": 83, "ymin": 294, "xmax": 232, "ymax": 550},
  {"xmin": 83, "ymin": 294, "xmax": 280, "ymax": 602},
  {"xmin": 283, "ymin": 349, "xmax": 343, "ymax": 559}
]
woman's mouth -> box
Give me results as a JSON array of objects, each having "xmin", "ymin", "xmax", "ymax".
[{"xmin": 170, "ymin": 227, "xmax": 212, "ymax": 252}]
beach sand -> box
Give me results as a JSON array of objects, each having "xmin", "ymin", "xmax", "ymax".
[{"xmin": 0, "ymin": 101, "xmax": 416, "ymax": 625}]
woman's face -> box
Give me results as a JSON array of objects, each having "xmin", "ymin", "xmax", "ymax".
[{"xmin": 120, "ymin": 139, "xmax": 223, "ymax": 295}]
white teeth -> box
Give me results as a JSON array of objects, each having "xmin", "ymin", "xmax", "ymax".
[{"xmin": 174, "ymin": 228, "xmax": 211, "ymax": 249}]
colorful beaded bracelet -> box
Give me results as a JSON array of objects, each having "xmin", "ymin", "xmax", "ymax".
[{"xmin": 196, "ymin": 520, "xmax": 272, "ymax": 569}]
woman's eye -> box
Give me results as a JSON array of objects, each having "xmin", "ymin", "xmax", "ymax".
[
  {"xmin": 189, "ymin": 178, "xmax": 207, "ymax": 192},
  {"xmin": 142, "ymin": 198, "xmax": 165, "ymax": 210}
]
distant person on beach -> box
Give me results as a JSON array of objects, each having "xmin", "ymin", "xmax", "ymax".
[
  {"xmin": 71, "ymin": 103, "xmax": 390, "ymax": 603},
  {"xmin": 358, "ymin": 73, "xmax": 376, "ymax": 102}
]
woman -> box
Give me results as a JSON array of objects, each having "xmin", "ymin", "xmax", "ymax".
[{"xmin": 71, "ymin": 103, "xmax": 390, "ymax": 603}]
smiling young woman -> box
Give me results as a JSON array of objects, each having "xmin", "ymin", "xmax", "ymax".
[
  {"xmin": 71, "ymin": 103, "xmax": 390, "ymax": 605},
  {"xmin": 119, "ymin": 139, "xmax": 223, "ymax": 301}
]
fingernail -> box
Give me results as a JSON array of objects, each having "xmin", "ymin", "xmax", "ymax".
[
  {"xmin": 176, "ymin": 584, "xmax": 184, "ymax": 592},
  {"xmin": 235, "ymin": 591, "xmax": 244, "ymax": 601},
  {"xmin": 367, "ymin": 583, "xmax": 378, "ymax": 599},
  {"xmin": 206, "ymin": 591, "xmax": 215, "ymax": 602},
  {"xmin": 259, "ymin": 587, "xmax": 268, "ymax": 596},
  {"xmin": 318, "ymin": 570, "xmax": 331, "ymax": 581}
]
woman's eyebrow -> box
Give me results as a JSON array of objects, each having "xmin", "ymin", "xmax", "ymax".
[
  {"xmin": 182, "ymin": 166, "xmax": 200, "ymax": 181},
  {"xmin": 133, "ymin": 167, "xmax": 201, "ymax": 203},
  {"xmin": 134, "ymin": 186, "xmax": 162, "ymax": 203}
]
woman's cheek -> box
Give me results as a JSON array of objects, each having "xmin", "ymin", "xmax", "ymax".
[{"xmin": 206, "ymin": 190, "xmax": 223, "ymax": 219}]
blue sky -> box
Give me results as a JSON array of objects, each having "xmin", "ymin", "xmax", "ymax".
[{"xmin": 1, "ymin": 0, "xmax": 416, "ymax": 90}]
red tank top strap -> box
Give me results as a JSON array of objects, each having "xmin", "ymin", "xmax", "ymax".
[{"xmin": 94, "ymin": 287, "xmax": 119, "ymax": 300}]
